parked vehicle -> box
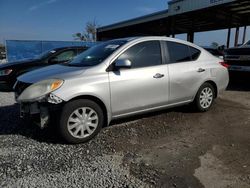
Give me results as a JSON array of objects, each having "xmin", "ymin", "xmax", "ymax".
[
  {"xmin": 0, "ymin": 46, "xmax": 88, "ymax": 92},
  {"xmin": 224, "ymin": 40, "xmax": 250, "ymax": 72},
  {"xmin": 14, "ymin": 37, "xmax": 229, "ymax": 143},
  {"xmin": 203, "ymin": 46, "xmax": 224, "ymax": 59}
]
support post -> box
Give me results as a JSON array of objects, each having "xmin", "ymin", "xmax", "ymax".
[
  {"xmin": 234, "ymin": 27, "xmax": 239, "ymax": 47},
  {"xmin": 242, "ymin": 26, "xmax": 247, "ymax": 44},
  {"xmin": 187, "ymin": 32, "xmax": 194, "ymax": 43},
  {"xmin": 227, "ymin": 28, "xmax": 231, "ymax": 48},
  {"xmin": 171, "ymin": 18, "xmax": 175, "ymax": 38}
]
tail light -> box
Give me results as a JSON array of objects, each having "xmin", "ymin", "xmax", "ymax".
[{"xmin": 219, "ymin": 61, "xmax": 230, "ymax": 68}]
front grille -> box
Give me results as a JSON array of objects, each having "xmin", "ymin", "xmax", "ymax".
[{"xmin": 14, "ymin": 81, "xmax": 32, "ymax": 96}]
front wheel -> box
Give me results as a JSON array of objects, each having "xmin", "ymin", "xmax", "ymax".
[
  {"xmin": 194, "ymin": 83, "xmax": 215, "ymax": 112},
  {"xmin": 59, "ymin": 99, "xmax": 104, "ymax": 144}
]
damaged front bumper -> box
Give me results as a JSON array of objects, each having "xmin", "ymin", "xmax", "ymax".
[{"xmin": 18, "ymin": 93, "xmax": 64, "ymax": 129}]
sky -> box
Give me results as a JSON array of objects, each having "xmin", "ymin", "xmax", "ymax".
[{"xmin": 0, "ymin": 0, "xmax": 249, "ymax": 47}]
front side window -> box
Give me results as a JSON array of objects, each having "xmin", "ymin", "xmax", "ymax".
[
  {"xmin": 35, "ymin": 50, "xmax": 56, "ymax": 60},
  {"xmin": 55, "ymin": 50, "xmax": 75, "ymax": 62},
  {"xmin": 117, "ymin": 41, "xmax": 162, "ymax": 68},
  {"xmin": 166, "ymin": 41, "xmax": 191, "ymax": 63}
]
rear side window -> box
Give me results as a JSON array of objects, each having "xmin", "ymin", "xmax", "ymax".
[
  {"xmin": 166, "ymin": 41, "xmax": 200, "ymax": 63},
  {"xmin": 117, "ymin": 41, "xmax": 162, "ymax": 68},
  {"xmin": 189, "ymin": 47, "xmax": 201, "ymax": 60}
]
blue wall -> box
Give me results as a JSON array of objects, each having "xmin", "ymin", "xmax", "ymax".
[{"xmin": 6, "ymin": 40, "xmax": 97, "ymax": 62}]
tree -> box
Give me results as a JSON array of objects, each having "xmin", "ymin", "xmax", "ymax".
[
  {"xmin": 73, "ymin": 20, "xmax": 99, "ymax": 42},
  {"xmin": 211, "ymin": 42, "xmax": 219, "ymax": 48},
  {"xmin": 73, "ymin": 33, "xmax": 85, "ymax": 41}
]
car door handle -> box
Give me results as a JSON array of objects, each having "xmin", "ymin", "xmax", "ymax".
[
  {"xmin": 197, "ymin": 68, "xmax": 205, "ymax": 73},
  {"xmin": 153, "ymin": 73, "xmax": 164, "ymax": 79}
]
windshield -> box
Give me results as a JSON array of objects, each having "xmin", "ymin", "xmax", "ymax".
[
  {"xmin": 68, "ymin": 40, "xmax": 127, "ymax": 67},
  {"xmin": 35, "ymin": 50, "xmax": 56, "ymax": 59}
]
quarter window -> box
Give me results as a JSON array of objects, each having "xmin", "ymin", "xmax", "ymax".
[{"xmin": 117, "ymin": 41, "xmax": 162, "ymax": 68}]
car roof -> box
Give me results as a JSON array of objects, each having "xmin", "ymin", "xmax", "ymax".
[{"xmin": 119, "ymin": 36, "xmax": 203, "ymax": 51}]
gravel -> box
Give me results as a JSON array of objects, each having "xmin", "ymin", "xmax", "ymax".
[{"xmin": 0, "ymin": 93, "xmax": 149, "ymax": 188}]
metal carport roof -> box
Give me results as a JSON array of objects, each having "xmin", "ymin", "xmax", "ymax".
[{"xmin": 97, "ymin": 0, "xmax": 250, "ymax": 47}]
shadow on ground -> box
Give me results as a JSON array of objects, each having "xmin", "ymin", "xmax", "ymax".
[
  {"xmin": 0, "ymin": 102, "xmax": 192, "ymax": 144},
  {"xmin": 0, "ymin": 103, "xmax": 63, "ymax": 144}
]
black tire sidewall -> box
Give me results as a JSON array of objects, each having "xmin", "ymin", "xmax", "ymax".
[
  {"xmin": 195, "ymin": 83, "xmax": 215, "ymax": 112},
  {"xmin": 59, "ymin": 99, "xmax": 104, "ymax": 144}
]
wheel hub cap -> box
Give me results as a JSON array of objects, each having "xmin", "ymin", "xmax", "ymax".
[
  {"xmin": 199, "ymin": 87, "xmax": 213, "ymax": 109},
  {"xmin": 67, "ymin": 107, "xmax": 98, "ymax": 139}
]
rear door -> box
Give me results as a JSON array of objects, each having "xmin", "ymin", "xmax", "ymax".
[
  {"xmin": 108, "ymin": 40, "xmax": 169, "ymax": 116},
  {"xmin": 164, "ymin": 41, "xmax": 209, "ymax": 103}
]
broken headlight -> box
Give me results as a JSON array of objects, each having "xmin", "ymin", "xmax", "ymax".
[{"xmin": 17, "ymin": 79, "xmax": 64, "ymax": 102}]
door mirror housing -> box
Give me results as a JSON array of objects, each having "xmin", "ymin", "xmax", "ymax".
[{"xmin": 115, "ymin": 59, "xmax": 132, "ymax": 69}]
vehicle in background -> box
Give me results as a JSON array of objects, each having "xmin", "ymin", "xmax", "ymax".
[
  {"xmin": 14, "ymin": 37, "xmax": 229, "ymax": 144},
  {"xmin": 224, "ymin": 40, "xmax": 250, "ymax": 72},
  {"xmin": 0, "ymin": 46, "xmax": 88, "ymax": 92},
  {"xmin": 0, "ymin": 44, "xmax": 6, "ymax": 60},
  {"xmin": 203, "ymin": 46, "xmax": 224, "ymax": 59}
]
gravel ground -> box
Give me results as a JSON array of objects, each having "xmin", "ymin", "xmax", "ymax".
[{"xmin": 0, "ymin": 75, "xmax": 250, "ymax": 188}]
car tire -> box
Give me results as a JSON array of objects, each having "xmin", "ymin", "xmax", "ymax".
[
  {"xmin": 59, "ymin": 99, "xmax": 104, "ymax": 144},
  {"xmin": 194, "ymin": 83, "xmax": 215, "ymax": 112}
]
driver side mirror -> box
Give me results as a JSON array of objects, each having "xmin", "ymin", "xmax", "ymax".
[{"xmin": 115, "ymin": 59, "xmax": 132, "ymax": 69}]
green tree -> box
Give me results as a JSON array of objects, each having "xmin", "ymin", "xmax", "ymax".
[{"xmin": 73, "ymin": 20, "xmax": 99, "ymax": 42}]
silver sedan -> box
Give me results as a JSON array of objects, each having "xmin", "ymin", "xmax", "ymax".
[{"xmin": 15, "ymin": 37, "xmax": 229, "ymax": 143}]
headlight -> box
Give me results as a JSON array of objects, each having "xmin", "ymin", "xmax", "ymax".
[
  {"xmin": 17, "ymin": 79, "xmax": 64, "ymax": 102},
  {"xmin": 0, "ymin": 69, "xmax": 13, "ymax": 76}
]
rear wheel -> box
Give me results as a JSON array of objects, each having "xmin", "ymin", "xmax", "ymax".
[
  {"xmin": 194, "ymin": 83, "xmax": 215, "ymax": 112},
  {"xmin": 59, "ymin": 99, "xmax": 104, "ymax": 144}
]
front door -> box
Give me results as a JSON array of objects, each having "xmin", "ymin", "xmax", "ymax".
[{"xmin": 108, "ymin": 40, "xmax": 169, "ymax": 117}]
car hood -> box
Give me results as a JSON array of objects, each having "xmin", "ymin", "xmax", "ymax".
[
  {"xmin": 0, "ymin": 59, "xmax": 38, "ymax": 69},
  {"xmin": 17, "ymin": 64, "xmax": 86, "ymax": 84}
]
